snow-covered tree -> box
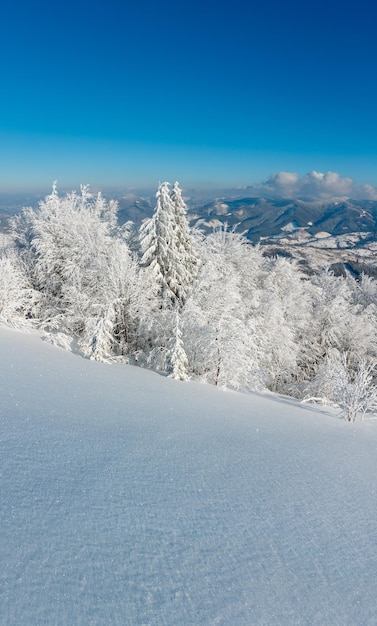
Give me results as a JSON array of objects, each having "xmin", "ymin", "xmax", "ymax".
[
  {"xmin": 87, "ymin": 302, "xmax": 117, "ymax": 362},
  {"xmin": 168, "ymin": 308, "xmax": 189, "ymax": 380},
  {"xmin": 182, "ymin": 228, "xmax": 262, "ymax": 389},
  {"xmin": 305, "ymin": 349, "xmax": 377, "ymax": 421},
  {"xmin": 11, "ymin": 184, "xmax": 153, "ymax": 359},
  {"xmin": 11, "ymin": 184, "xmax": 119, "ymax": 322},
  {"xmin": 304, "ymin": 270, "xmax": 377, "ymax": 383},
  {"xmin": 6, "ymin": 177, "xmax": 377, "ymax": 413},
  {"xmin": 139, "ymin": 182, "xmax": 197, "ymax": 308},
  {"xmin": 170, "ymin": 182, "xmax": 198, "ymax": 298},
  {"xmin": 0, "ymin": 244, "xmax": 36, "ymax": 327},
  {"xmin": 338, "ymin": 357, "xmax": 377, "ymax": 422},
  {"xmin": 253, "ymin": 256, "xmax": 314, "ymax": 392}
]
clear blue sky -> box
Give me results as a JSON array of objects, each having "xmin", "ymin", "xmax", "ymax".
[{"xmin": 1, "ymin": 0, "xmax": 377, "ymax": 191}]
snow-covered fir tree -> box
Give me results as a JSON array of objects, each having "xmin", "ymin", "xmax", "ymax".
[
  {"xmin": 139, "ymin": 182, "xmax": 197, "ymax": 308},
  {"xmin": 169, "ymin": 182, "xmax": 198, "ymax": 300},
  {"xmin": 168, "ymin": 308, "xmax": 189, "ymax": 380},
  {"xmin": 87, "ymin": 302, "xmax": 117, "ymax": 362}
]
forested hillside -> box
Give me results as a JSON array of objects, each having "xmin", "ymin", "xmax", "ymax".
[{"xmin": 2, "ymin": 182, "xmax": 377, "ymax": 420}]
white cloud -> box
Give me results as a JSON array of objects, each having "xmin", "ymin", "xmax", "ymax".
[
  {"xmin": 299, "ymin": 171, "xmax": 353, "ymax": 198},
  {"xmin": 352, "ymin": 184, "xmax": 377, "ymax": 201},
  {"xmin": 252, "ymin": 170, "xmax": 377, "ymax": 200},
  {"xmin": 262, "ymin": 171, "xmax": 300, "ymax": 196},
  {"xmin": 268, "ymin": 171, "xmax": 300, "ymax": 187}
]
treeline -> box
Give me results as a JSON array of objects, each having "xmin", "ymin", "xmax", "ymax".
[{"xmin": 2, "ymin": 182, "xmax": 377, "ymax": 421}]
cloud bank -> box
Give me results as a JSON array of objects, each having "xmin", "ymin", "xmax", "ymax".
[{"xmin": 248, "ymin": 171, "xmax": 377, "ymax": 200}]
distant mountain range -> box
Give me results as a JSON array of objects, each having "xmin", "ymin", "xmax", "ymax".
[
  {"xmin": 3, "ymin": 191, "xmax": 377, "ymax": 278},
  {"xmin": 3, "ymin": 191, "xmax": 377, "ymax": 243},
  {"xmin": 188, "ymin": 196, "xmax": 377, "ymax": 243}
]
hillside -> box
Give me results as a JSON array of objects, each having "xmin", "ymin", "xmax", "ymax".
[
  {"xmin": 1, "ymin": 327, "xmax": 377, "ymax": 625},
  {"xmin": 189, "ymin": 197, "xmax": 377, "ymax": 242},
  {"xmin": 189, "ymin": 196, "xmax": 377, "ymax": 277}
]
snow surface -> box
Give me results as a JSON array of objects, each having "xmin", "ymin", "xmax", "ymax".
[{"xmin": 1, "ymin": 327, "xmax": 377, "ymax": 625}]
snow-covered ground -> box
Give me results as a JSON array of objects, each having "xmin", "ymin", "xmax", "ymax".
[{"xmin": 1, "ymin": 327, "xmax": 377, "ymax": 625}]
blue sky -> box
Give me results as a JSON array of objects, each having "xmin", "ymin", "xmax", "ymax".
[{"xmin": 1, "ymin": 0, "xmax": 377, "ymax": 192}]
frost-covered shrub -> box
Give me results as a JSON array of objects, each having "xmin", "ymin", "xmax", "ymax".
[
  {"xmin": 0, "ymin": 247, "xmax": 36, "ymax": 326},
  {"xmin": 303, "ymin": 349, "xmax": 377, "ymax": 421}
]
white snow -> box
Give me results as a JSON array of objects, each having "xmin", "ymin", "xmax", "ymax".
[
  {"xmin": 281, "ymin": 221, "xmax": 300, "ymax": 232},
  {"xmin": 314, "ymin": 231, "xmax": 331, "ymax": 239},
  {"xmin": 1, "ymin": 327, "xmax": 377, "ymax": 625}
]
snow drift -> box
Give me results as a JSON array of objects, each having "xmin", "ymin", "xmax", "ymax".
[{"xmin": 1, "ymin": 327, "xmax": 377, "ymax": 625}]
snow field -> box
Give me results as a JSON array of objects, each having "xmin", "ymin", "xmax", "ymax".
[{"xmin": 1, "ymin": 327, "xmax": 377, "ymax": 625}]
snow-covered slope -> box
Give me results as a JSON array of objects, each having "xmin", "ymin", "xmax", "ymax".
[{"xmin": 1, "ymin": 327, "xmax": 377, "ymax": 625}]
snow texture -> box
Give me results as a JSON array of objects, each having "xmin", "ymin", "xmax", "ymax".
[{"xmin": 1, "ymin": 327, "xmax": 377, "ymax": 625}]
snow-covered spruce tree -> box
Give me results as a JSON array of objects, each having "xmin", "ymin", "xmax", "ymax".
[
  {"xmin": 168, "ymin": 308, "xmax": 189, "ymax": 380},
  {"xmin": 170, "ymin": 181, "xmax": 198, "ymax": 299},
  {"xmin": 138, "ymin": 181, "xmax": 197, "ymax": 373},
  {"xmin": 139, "ymin": 181, "xmax": 197, "ymax": 308}
]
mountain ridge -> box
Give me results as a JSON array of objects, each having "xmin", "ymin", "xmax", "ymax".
[{"xmin": 2, "ymin": 191, "xmax": 377, "ymax": 276}]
